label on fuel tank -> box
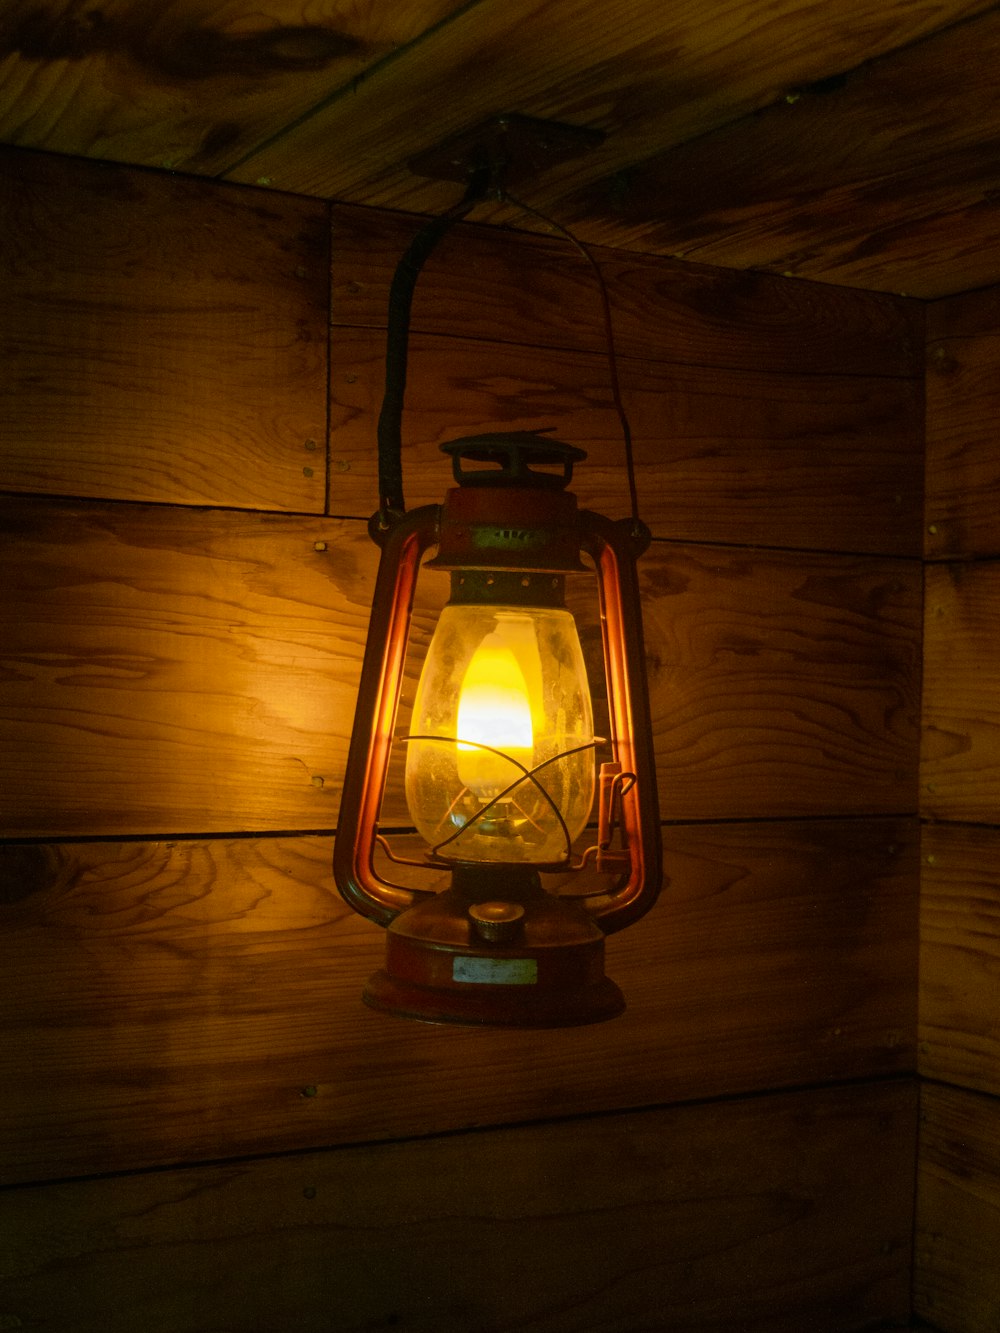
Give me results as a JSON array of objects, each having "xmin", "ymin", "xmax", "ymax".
[{"xmin": 452, "ymin": 956, "xmax": 538, "ymax": 985}]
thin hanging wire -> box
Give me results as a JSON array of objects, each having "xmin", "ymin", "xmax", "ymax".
[
  {"xmin": 376, "ymin": 170, "xmax": 643, "ymax": 532},
  {"xmin": 502, "ymin": 191, "xmax": 642, "ymax": 531}
]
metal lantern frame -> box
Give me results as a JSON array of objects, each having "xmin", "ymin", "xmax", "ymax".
[{"xmin": 333, "ymin": 130, "xmax": 662, "ymax": 1026}]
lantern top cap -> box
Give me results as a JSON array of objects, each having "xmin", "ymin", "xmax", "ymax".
[{"xmin": 442, "ymin": 432, "xmax": 586, "ymax": 491}]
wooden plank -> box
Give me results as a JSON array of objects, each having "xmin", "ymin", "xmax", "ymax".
[
  {"xmin": 0, "ymin": 499, "xmax": 920, "ymax": 838},
  {"xmin": 920, "ymin": 823, "xmax": 1000, "ymax": 1097},
  {"xmin": 556, "ymin": 5, "xmax": 1000, "ymax": 299},
  {"xmin": 640, "ymin": 544, "xmax": 921, "ymax": 820},
  {"xmin": 916, "ymin": 1082, "xmax": 1000, "ymax": 1333},
  {"xmin": 329, "ymin": 329, "xmax": 923, "ymax": 555},
  {"xmin": 223, "ymin": 0, "xmax": 993, "ymax": 218},
  {"xmin": 0, "ymin": 819, "xmax": 916, "ymax": 1182},
  {"xmin": 923, "ymin": 561, "xmax": 1000, "ymax": 822},
  {"xmin": 332, "ymin": 204, "xmax": 924, "ymax": 378},
  {"xmin": 0, "ymin": 148, "xmax": 328, "ymax": 511},
  {"xmin": 927, "ymin": 287, "xmax": 1000, "ymax": 558},
  {"xmin": 0, "ymin": 1, "xmax": 473, "ymax": 173},
  {"xmin": 0, "ymin": 499, "xmax": 378, "ymax": 837},
  {"xmin": 0, "ymin": 1081, "xmax": 916, "ymax": 1332}
]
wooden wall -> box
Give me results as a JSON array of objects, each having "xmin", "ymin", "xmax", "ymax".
[
  {"xmin": 0, "ymin": 145, "xmax": 923, "ymax": 1330},
  {"xmin": 917, "ymin": 288, "xmax": 1000, "ymax": 1333}
]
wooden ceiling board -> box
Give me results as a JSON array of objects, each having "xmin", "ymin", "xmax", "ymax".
[
  {"xmin": 802, "ymin": 195, "xmax": 1000, "ymax": 301},
  {"xmin": 560, "ymin": 4, "xmax": 1000, "ymax": 296},
  {"xmin": 1, "ymin": 1, "xmax": 1000, "ymax": 296},
  {"xmin": 0, "ymin": 0, "xmax": 474, "ymax": 172},
  {"xmin": 220, "ymin": 0, "xmax": 995, "ymax": 215}
]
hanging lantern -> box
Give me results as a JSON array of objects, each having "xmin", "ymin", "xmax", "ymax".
[
  {"xmin": 334, "ymin": 431, "xmax": 661, "ymax": 1026},
  {"xmin": 333, "ymin": 132, "xmax": 661, "ymax": 1025}
]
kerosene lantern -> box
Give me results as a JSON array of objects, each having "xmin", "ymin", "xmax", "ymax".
[
  {"xmin": 333, "ymin": 127, "xmax": 662, "ymax": 1025},
  {"xmin": 334, "ymin": 430, "xmax": 661, "ymax": 1026}
]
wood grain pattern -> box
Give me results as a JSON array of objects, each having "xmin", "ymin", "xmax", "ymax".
[
  {"xmin": 558, "ymin": 5, "xmax": 1000, "ymax": 299},
  {"xmin": 792, "ymin": 194, "xmax": 1000, "ymax": 303},
  {"xmin": 922, "ymin": 561, "xmax": 1000, "ymax": 822},
  {"xmin": 331, "ymin": 204, "xmax": 924, "ymax": 378},
  {"xmin": 0, "ymin": 0, "xmax": 472, "ymax": 172},
  {"xmin": 0, "ymin": 499, "xmax": 381, "ymax": 837},
  {"xmin": 639, "ymin": 544, "xmax": 921, "ymax": 820},
  {"xmin": 1, "ymin": 3, "xmax": 1000, "ymax": 302},
  {"xmin": 0, "ymin": 1082, "xmax": 916, "ymax": 1333},
  {"xmin": 0, "ymin": 147, "xmax": 328, "ymax": 511},
  {"xmin": 920, "ymin": 823, "xmax": 1000, "ymax": 1097},
  {"xmin": 916, "ymin": 1082, "xmax": 1000, "ymax": 1333},
  {"xmin": 927, "ymin": 287, "xmax": 1000, "ymax": 558},
  {"xmin": 0, "ymin": 499, "xmax": 920, "ymax": 837},
  {"xmin": 0, "ymin": 820, "xmax": 916, "ymax": 1183},
  {"xmin": 329, "ymin": 329, "xmax": 923, "ymax": 555},
  {"xmin": 223, "ymin": 0, "xmax": 991, "ymax": 220},
  {"xmin": 916, "ymin": 281, "xmax": 1000, "ymax": 1330}
]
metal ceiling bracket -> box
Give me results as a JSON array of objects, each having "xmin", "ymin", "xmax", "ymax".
[{"xmin": 408, "ymin": 113, "xmax": 606, "ymax": 188}]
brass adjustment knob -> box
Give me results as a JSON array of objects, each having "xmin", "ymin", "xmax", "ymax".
[{"xmin": 469, "ymin": 901, "xmax": 526, "ymax": 944}]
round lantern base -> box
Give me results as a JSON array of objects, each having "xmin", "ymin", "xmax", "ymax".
[
  {"xmin": 361, "ymin": 870, "xmax": 626, "ymax": 1027},
  {"xmin": 363, "ymin": 963, "xmax": 625, "ymax": 1028}
]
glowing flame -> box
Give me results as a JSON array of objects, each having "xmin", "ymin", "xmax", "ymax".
[{"xmin": 456, "ymin": 644, "xmax": 533, "ymax": 795}]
